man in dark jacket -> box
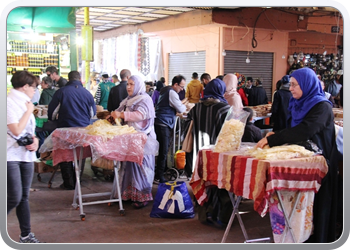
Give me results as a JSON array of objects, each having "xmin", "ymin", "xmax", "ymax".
[
  {"xmin": 107, "ymin": 69, "xmax": 130, "ymax": 112},
  {"xmin": 247, "ymin": 79, "xmax": 268, "ymax": 106},
  {"xmin": 48, "ymin": 71, "xmax": 96, "ymax": 189}
]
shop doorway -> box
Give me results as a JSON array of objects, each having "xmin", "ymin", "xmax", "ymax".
[
  {"xmin": 224, "ymin": 51, "xmax": 273, "ymax": 101},
  {"xmin": 168, "ymin": 51, "xmax": 206, "ymax": 86}
]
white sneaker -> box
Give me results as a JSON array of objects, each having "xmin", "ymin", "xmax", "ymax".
[{"xmin": 19, "ymin": 232, "xmax": 41, "ymax": 243}]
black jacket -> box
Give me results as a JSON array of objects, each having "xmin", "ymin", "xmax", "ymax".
[
  {"xmin": 270, "ymin": 88, "xmax": 292, "ymax": 132},
  {"xmin": 248, "ymin": 85, "xmax": 268, "ymax": 106},
  {"xmin": 107, "ymin": 81, "xmax": 128, "ymax": 112},
  {"xmin": 242, "ymin": 122, "xmax": 262, "ymax": 143}
]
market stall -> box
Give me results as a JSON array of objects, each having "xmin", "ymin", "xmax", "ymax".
[
  {"xmin": 333, "ymin": 108, "xmax": 343, "ymax": 127},
  {"xmin": 190, "ymin": 146, "xmax": 328, "ymax": 243},
  {"xmin": 6, "ymin": 7, "xmax": 76, "ymax": 92},
  {"xmin": 47, "ymin": 127, "xmax": 147, "ymax": 220}
]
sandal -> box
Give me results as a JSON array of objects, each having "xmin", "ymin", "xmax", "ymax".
[{"xmin": 132, "ymin": 201, "xmax": 148, "ymax": 209}]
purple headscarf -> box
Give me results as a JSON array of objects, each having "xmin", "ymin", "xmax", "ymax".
[
  {"xmin": 117, "ymin": 75, "xmax": 155, "ymax": 134},
  {"xmin": 288, "ymin": 68, "xmax": 332, "ymax": 127},
  {"xmin": 201, "ymin": 78, "xmax": 227, "ymax": 103}
]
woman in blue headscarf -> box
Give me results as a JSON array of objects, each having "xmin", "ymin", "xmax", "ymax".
[
  {"xmin": 187, "ymin": 78, "xmax": 232, "ymax": 226},
  {"xmin": 111, "ymin": 75, "xmax": 158, "ymax": 208},
  {"xmin": 257, "ymin": 68, "xmax": 338, "ymax": 243},
  {"xmin": 200, "ymin": 78, "xmax": 228, "ymax": 104}
]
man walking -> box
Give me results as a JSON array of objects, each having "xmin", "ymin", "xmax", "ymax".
[{"xmin": 186, "ymin": 72, "xmax": 203, "ymax": 103}]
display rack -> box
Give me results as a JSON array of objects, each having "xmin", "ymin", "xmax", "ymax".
[
  {"xmin": 7, "ymin": 39, "xmax": 70, "ymax": 78},
  {"xmin": 7, "ymin": 40, "xmax": 60, "ymax": 76}
]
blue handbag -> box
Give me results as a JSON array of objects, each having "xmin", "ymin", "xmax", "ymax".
[{"xmin": 150, "ymin": 181, "xmax": 195, "ymax": 219}]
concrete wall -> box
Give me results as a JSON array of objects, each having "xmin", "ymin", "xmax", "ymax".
[
  {"xmin": 153, "ymin": 25, "xmax": 222, "ymax": 81},
  {"xmin": 222, "ymin": 27, "xmax": 289, "ymax": 90}
]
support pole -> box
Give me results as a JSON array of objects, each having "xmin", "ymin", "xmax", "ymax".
[{"xmin": 83, "ymin": 7, "xmax": 91, "ymax": 88}]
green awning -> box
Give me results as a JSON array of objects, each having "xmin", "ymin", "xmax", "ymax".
[{"xmin": 7, "ymin": 7, "xmax": 76, "ymax": 33}]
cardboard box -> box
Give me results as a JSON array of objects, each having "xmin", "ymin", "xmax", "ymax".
[{"xmin": 40, "ymin": 151, "xmax": 52, "ymax": 161}]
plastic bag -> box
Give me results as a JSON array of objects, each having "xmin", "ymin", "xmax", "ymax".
[
  {"xmin": 150, "ymin": 181, "xmax": 195, "ymax": 219},
  {"xmin": 213, "ymin": 108, "xmax": 249, "ymax": 153}
]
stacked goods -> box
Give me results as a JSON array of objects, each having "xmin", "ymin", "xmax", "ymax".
[
  {"xmin": 332, "ymin": 108, "xmax": 343, "ymax": 118},
  {"xmin": 85, "ymin": 119, "xmax": 135, "ymax": 140},
  {"xmin": 332, "ymin": 108, "xmax": 343, "ymax": 127},
  {"xmin": 213, "ymin": 119, "xmax": 246, "ymax": 153},
  {"xmin": 33, "ymin": 105, "xmax": 48, "ymax": 117},
  {"xmin": 245, "ymin": 104, "xmax": 272, "ymax": 117},
  {"xmin": 334, "ymin": 120, "xmax": 343, "ymax": 127},
  {"xmin": 248, "ymin": 145, "xmax": 314, "ymax": 160}
]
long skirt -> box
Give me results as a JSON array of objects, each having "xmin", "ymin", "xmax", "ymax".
[{"xmin": 120, "ymin": 154, "xmax": 155, "ymax": 202}]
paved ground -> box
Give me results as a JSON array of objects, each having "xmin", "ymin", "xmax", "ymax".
[{"xmin": 5, "ymin": 159, "xmax": 273, "ymax": 246}]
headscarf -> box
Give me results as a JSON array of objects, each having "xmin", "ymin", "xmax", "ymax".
[
  {"xmin": 201, "ymin": 78, "xmax": 227, "ymax": 103},
  {"xmin": 280, "ymin": 75, "xmax": 290, "ymax": 90},
  {"xmin": 117, "ymin": 75, "xmax": 155, "ymax": 133},
  {"xmin": 155, "ymin": 80, "xmax": 164, "ymax": 91},
  {"xmin": 223, "ymin": 73, "xmax": 243, "ymax": 109},
  {"xmin": 288, "ymin": 67, "xmax": 332, "ymax": 127},
  {"xmin": 234, "ymin": 73, "xmax": 246, "ymax": 89},
  {"xmin": 281, "ymin": 75, "xmax": 290, "ymax": 85}
]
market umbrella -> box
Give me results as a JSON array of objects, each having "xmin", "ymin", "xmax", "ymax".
[{"xmin": 7, "ymin": 7, "xmax": 76, "ymax": 33}]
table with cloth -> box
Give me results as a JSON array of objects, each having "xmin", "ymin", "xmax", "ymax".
[
  {"xmin": 189, "ymin": 147, "xmax": 328, "ymax": 243},
  {"xmin": 48, "ymin": 127, "xmax": 148, "ymax": 220}
]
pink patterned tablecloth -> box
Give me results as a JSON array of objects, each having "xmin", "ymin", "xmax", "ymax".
[{"xmin": 51, "ymin": 127, "xmax": 148, "ymax": 166}]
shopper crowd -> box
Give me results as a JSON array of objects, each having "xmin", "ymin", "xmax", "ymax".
[{"xmin": 7, "ymin": 64, "xmax": 343, "ymax": 244}]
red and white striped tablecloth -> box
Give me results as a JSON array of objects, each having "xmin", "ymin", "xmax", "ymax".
[{"xmin": 189, "ymin": 149, "xmax": 328, "ymax": 217}]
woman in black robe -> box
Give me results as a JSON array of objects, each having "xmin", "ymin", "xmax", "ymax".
[
  {"xmin": 257, "ymin": 67, "xmax": 338, "ymax": 243},
  {"xmin": 270, "ymin": 75, "xmax": 293, "ymax": 132}
]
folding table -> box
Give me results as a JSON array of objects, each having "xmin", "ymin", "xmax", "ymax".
[
  {"xmin": 70, "ymin": 147, "xmax": 124, "ymax": 220},
  {"xmin": 190, "ymin": 147, "xmax": 328, "ymax": 243},
  {"xmin": 49, "ymin": 127, "xmax": 148, "ymax": 220}
]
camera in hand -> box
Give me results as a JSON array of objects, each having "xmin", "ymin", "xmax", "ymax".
[{"xmin": 17, "ymin": 133, "xmax": 34, "ymax": 146}]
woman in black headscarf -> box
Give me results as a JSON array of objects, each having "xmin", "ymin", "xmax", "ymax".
[
  {"xmin": 152, "ymin": 78, "xmax": 165, "ymax": 106},
  {"xmin": 270, "ymin": 75, "xmax": 293, "ymax": 132}
]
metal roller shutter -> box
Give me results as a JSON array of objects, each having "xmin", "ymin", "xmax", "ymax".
[
  {"xmin": 224, "ymin": 51, "xmax": 274, "ymax": 101},
  {"xmin": 168, "ymin": 51, "xmax": 206, "ymax": 85}
]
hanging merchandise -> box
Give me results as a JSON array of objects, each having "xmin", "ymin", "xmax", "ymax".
[
  {"xmin": 140, "ymin": 37, "xmax": 150, "ymax": 76},
  {"xmin": 137, "ymin": 34, "xmax": 142, "ymax": 72}
]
